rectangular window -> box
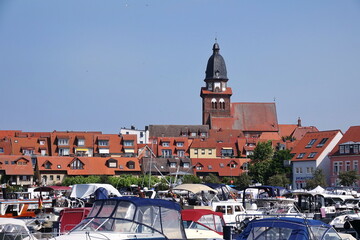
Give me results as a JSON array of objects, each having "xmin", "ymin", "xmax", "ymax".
[
  {"xmin": 124, "ymin": 140, "xmax": 134, "ymax": 147},
  {"xmin": 56, "ymin": 175, "xmax": 60, "ymax": 180},
  {"xmin": 340, "ymin": 145, "xmax": 345, "ymax": 154},
  {"xmin": 0, "ymin": 148, "xmax": 3, "ymax": 153},
  {"xmin": 194, "ymin": 149, "xmax": 198, "ymax": 154},
  {"xmin": 109, "ymin": 162, "xmax": 117, "ymax": 168},
  {"xmin": 170, "ymin": 162, "xmax": 176, "ymax": 168},
  {"xmin": 22, "ymin": 149, "xmax": 34, "ymax": 155},
  {"xmin": 50, "ymin": 175, "xmax": 54, "ymax": 181},
  {"xmin": 77, "ymin": 139, "xmax": 85, "ymax": 146},
  {"xmin": 190, "ymin": 132, "xmax": 197, "ymax": 137},
  {"xmin": 345, "ymin": 145, "xmax": 350, "ymax": 154},
  {"xmin": 308, "ymin": 152, "xmax": 317, "ymax": 158},
  {"xmin": 196, "ymin": 166, "xmax": 203, "ymax": 170},
  {"xmin": 317, "ymin": 138, "xmax": 329, "ymax": 147},
  {"xmin": 354, "ymin": 161, "xmax": 359, "ymax": 171},
  {"xmin": 297, "ymin": 153, "xmax": 305, "ymax": 159},
  {"xmin": 334, "ymin": 161, "xmax": 343, "ymax": 175},
  {"xmin": 346, "ymin": 161, "xmax": 351, "ymax": 171},
  {"xmin": 39, "ymin": 140, "xmax": 45, "ymax": 145},
  {"xmin": 307, "ymin": 167, "xmax": 311, "ymax": 174},
  {"xmin": 140, "ymin": 132, "xmax": 144, "ymax": 138},
  {"xmin": 183, "ymin": 162, "xmax": 190, "ymax": 168},
  {"xmin": 209, "ymin": 149, "xmax": 212, "ymax": 155},
  {"xmin": 162, "ymin": 142, "xmax": 170, "ymax": 147},
  {"xmin": 176, "ymin": 142, "xmax": 184, "ymax": 147},
  {"xmin": 201, "ymin": 149, "xmax": 205, "ymax": 154},
  {"xmin": 58, "ymin": 138, "xmax": 69, "ymax": 145},
  {"xmin": 296, "ymin": 167, "xmax": 303, "ymax": 174},
  {"xmin": 221, "ymin": 149, "xmax": 233, "ymax": 157},
  {"xmin": 354, "ymin": 145, "xmax": 359, "ymax": 154},
  {"xmin": 41, "ymin": 149, "xmax": 46, "ymax": 156},
  {"xmin": 162, "ymin": 149, "xmax": 172, "ymax": 157},
  {"xmin": 178, "ymin": 150, "xmax": 185, "ymax": 157},
  {"xmin": 59, "ymin": 148, "xmax": 70, "ymax": 156},
  {"xmin": 306, "ymin": 139, "xmax": 317, "ymax": 148},
  {"xmin": 98, "ymin": 140, "xmax": 109, "ymax": 146}
]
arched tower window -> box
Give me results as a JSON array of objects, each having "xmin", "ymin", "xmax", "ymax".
[
  {"xmin": 219, "ymin": 98, "xmax": 225, "ymax": 109},
  {"xmin": 211, "ymin": 98, "xmax": 217, "ymax": 109}
]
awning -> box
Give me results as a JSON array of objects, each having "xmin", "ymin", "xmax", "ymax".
[
  {"xmin": 173, "ymin": 184, "xmax": 217, "ymax": 194},
  {"xmin": 76, "ymin": 148, "xmax": 89, "ymax": 152},
  {"xmin": 99, "ymin": 149, "xmax": 110, "ymax": 154},
  {"xmin": 222, "ymin": 147, "xmax": 233, "ymax": 150},
  {"xmin": 124, "ymin": 149, "xmax": 134, "ymax": 153}
]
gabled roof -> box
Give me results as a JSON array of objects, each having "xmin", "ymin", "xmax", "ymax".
[
  {"xmin": 291, "ymin": 130, "xmax": 342, "ymax": 162},
  {"xmin": 330, "ymin": 126, "xmax": 360, "ymax": 156},
  {"xmin": 278, "ymin": 124, "xmax": 298, "ymax": 138},
  {"xmin": 192, "ymin": 158, "xmax": 249, "ymax": 177},
  {"xmin": 190, "ymin": 138, "xmax": 217, "ymax": 148},
  {"xmin": 149, "ymin": 125, "xmax": 209, "ymax": 138},
  {"xmin": 231, "ymin": 103, "xmax": 279, "ymax": 132},
  {"xmin": 209, "ymin": 129, "xmax": 243, "ymax": 142},
  {"xmin": 0, "ymin": 155, "xmax": 33, "ymax": 175},
  {"xmin": 291, "ymin": 126, "xmax": 319, "ymax": 141}
]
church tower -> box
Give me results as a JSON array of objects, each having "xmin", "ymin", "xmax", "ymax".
[{"xmin": 200, "ymin": 42, "xmax": 232, "ymax": 126}]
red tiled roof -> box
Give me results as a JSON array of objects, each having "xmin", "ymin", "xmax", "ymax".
[
  {"xmin": 193, "ymin": 158, "xmax": 250, "ymax": 177},
  {"xmin": 291, "ymin": 127, "xmax": 319, "ymax": 141},
  {"xmin": 278, "ymin": 124, "xmax": 297, "ymax": 137},
  {"xmin": 190, "ymin": 138, "xmax": 217, "ymax": 148},
  {"xmin": 231, "ymin": 102, "xmax": 279, "ymax": 132},
  {"xmin": 0, "ymin": 155, "xmax": 33, "ymax": 175},
  {"xmin": 259, "ymin": 132, "xmax": 281, "ymax": 141},
  {"xmin": 291, "ymin": 130, "xmax": 342, "ymax": 162},
  {"xmin": 330, "ymin": 126, "xmax": 360, "ymax": 155}
]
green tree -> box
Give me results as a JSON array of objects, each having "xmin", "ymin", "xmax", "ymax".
[
  {"xmin": 182, "ymin": 175, "xmax": 201, "ymax": 184},
  {"xmin": 204, "ymin": 173, "xmax": 221, "ymax": 184},
  {"xmin": 235, "ymin": 173, "xmax": 252, "ymax": 189},
  {"xmin": 267, "ymin": 174, "xmax": 290, "ymax": 187},
  {"xmin": 305, "ymin": 169, "xmax": 326, "ymax": 189},
  {"xmin": 250, "ymin": 141, "xmax": 274, "ymax": 163},
  {"xmin": 248, "ymin": 160, "xmax": 272, "ymax": 184},
  {"xmin": 270, "ymin": 149, "xmax": 292, "ymax": 175},
  {"xmin": 338, "ymin": 170, "xmax": 359, "ymax": 186}
]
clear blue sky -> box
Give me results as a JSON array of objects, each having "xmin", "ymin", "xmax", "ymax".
[{"xmin": 1, "ymin": 1, "xmax": 359, "ymax": 134}]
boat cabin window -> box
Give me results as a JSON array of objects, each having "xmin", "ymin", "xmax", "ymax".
[
  {"xmin": 97, "ymin": 200, "xmax": 117, "ymax": 218},
  {"xmin": 215, "ymin": 206, "xmax": 226, "ymax": 213},
  {"xmin": 113, "ymin": 201, "xmax": 135, "ymax": 219},
  {"xmin": 214, "ymin": 215, "xmax": 224, "ymax": 232},
  {"xmin": 234, "ymin": 205, "xmax": 242, "ymax": 213},
  {"xmin": 198, "ymin": 214, "xmax": 215, "ymax": 230},
  {"xmin": 248, "ymin": 227, "xmax": 292, "ymax": 240}
]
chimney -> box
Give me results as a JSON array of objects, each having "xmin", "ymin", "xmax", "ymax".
[{"xmin": 297, "ymin": 117, "xmax": 302, "ymax": 127}]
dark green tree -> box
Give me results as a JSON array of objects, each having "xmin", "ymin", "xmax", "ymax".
[
  {"xmin": 305, "ymin": 169, "xmax": 326, "ymax": 189},
  {"xmin": 267, "ymin": 174, "xmax": 290, "ymax": 187},
  {"xmin": 204, "ymin": 173, "xmax": 221, "ymax": 184},
  {"xmin": 182, "ymin": 175, "xmax": 201, "ymax": 184},
  {"xmin": 235, "ymin": 173, "xmax": 252, "ymax": 189},
  {"xmin": 338, "ymin": 170, "xmax": 359, "ymax": 186},
  {"xmin": 270, "ymin": 149, "xmax": 292, "ymax": 175},
  {"xmin": 250, "ymin": 141, "xmax": 274, "ymax": 163}
]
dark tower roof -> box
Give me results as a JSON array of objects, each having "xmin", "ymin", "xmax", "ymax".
[{"xmin": 205, "ymin": 43, "xmax": 228, "ymax": 81}]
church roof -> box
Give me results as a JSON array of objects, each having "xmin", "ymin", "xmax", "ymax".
[
  {"xmin": 205, "ymin": 43, "xmax": 228, "ymax": 81},
  {"xmin": 232, "ymin": 102, "xmax": 279, "ymax": 131}
]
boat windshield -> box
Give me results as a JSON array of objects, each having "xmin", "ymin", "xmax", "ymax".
[
  {"xmin": 244, "ymin": 225, "xmax": 342, "ymax": 240},
  {"xmin": 72, "ymin": 199, "xmax": 185, "ymax": 240}
]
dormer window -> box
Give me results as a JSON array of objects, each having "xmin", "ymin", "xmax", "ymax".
[
  {"xmin": 44, "ymin": 161, "xmax": 52, "ymax": 169},
  {"xmin": 183, "ymin": 162, "xmax": 190, "ymax": 168},
  {"xmin": 123, "ymin": 140, "xmax": 134, "ymax": 147},
  {"xmin": 127, "ymin": 161, "xmax": 135, "ymax": 169},
  {"xmin": 77, "ymin": 138, "xmax": 85, "ymax": 146},
  {"xmin": 308, "ymin": 152, "xmax": 317, "ymax": 158},
  {"xmin": 98, "ymin": 140, "xmax": 109, "ymax": 146},
  {"xmin": 107, "ymin": 159, "xmax": 118, "ymax": 168},
  {"xmin": 162, "ymin": 142, "xmax": 170, "ymax": 147},
  {"xmin": 70, "ymin": 159, "xmax": 84, "ymax": 169},
  {"xmin": 39, "ymin": 140, "xmax": 45, "ymax": 145},
  {"xmin": 176, "ymin": 142, "xmax": 184, "ymax": 147},
  {"xmin": 169, "ymin": 162, "xmax": 176, "ymax": 168},
  {"xmin": 58, "ymin": 138, "xmax": 69, "ymax": 146}
]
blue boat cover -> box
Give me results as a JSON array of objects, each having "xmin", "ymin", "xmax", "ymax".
[
  {"xmin": 106, "ymin": 196, "xmax": 182, "ymax": 211},
  {"xmin": 237, "ymin": 217, "xmax": 331, "ymax": 240},
  {"xmin": 94, "ymin": 187, "xmax": 108, "ymax": 200}
]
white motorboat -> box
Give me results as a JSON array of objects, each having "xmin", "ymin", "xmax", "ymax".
[{"xmin": 51, "ymin": 196, "xmax": 186, "ymax": 240}]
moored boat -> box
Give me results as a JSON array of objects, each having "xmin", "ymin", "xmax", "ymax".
[{"xmin": 51, "ymin": 196, "xmax": 186, "ymax": 240}]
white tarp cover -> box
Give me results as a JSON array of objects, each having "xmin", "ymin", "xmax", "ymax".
[
  {"xmin": 172, "ymin": 184, "xmax": 218, "ymax": 194},
  {"xmin": 70, "ymin": 184, "xmax": 121, "ymax": 199},
  {"xmin": 309, "ymin": 185, "xmax": 326, "ymax": 193}
]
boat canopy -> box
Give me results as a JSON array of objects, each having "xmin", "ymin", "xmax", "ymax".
[
  {"xmin": 237, "ymin": 217, "xmax": 342, "ymax": 240},
  {"xmin": 182, "ymin": 209, "xmax": 223, "ymax": 222},
  {"xmin": 70, "ymin": 184, "xmax": 121, "ymax": 199},
  {"xmin": 173, "ymin": 184, "xmax": 218, "ymax": 194},
  {"xmin": 72, "ymin": 197, "xmax": 185, "ymax": 240}
]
